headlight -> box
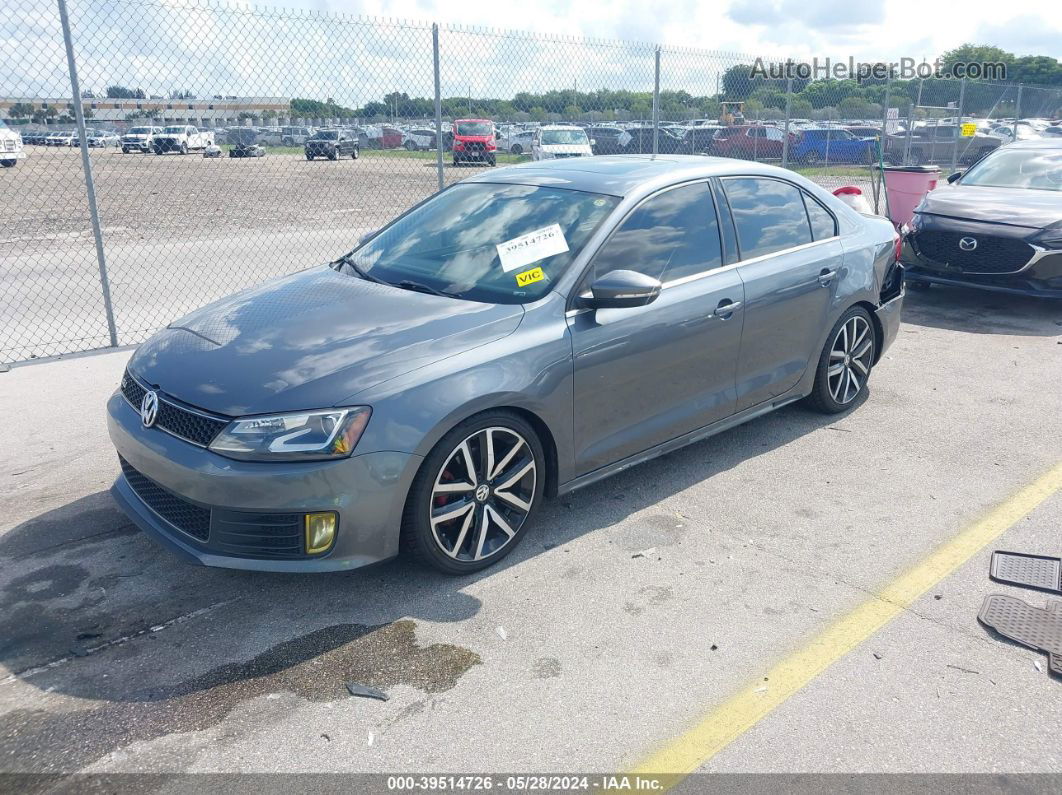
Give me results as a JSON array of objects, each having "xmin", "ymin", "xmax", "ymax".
[
  {"xmin": 208, "ymin": 407, "xmax": 371, "ymax": 462},
  {"xmin": 1033, "ymin": 224, "xmax": 1062, "ymax": 250}
]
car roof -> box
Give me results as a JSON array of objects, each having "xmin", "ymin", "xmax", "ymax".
[
  {"xmin": 464, "ymin": 154, "xmax": 810, "ymax": 197},
  {"xmin": 540, "ymin": 124, "xmax": 583, "ymax": 130},
  {"xmin": 1005, "ymin": 139, "xmax": 1062, "ymax": 150}
]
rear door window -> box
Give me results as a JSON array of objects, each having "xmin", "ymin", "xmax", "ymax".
[{"xmin": 723, "ymin": 178, "xmax": 813, "ymax": 260}]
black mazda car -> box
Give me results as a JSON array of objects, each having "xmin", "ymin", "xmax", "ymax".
[{"xmin": 902, "ymin": 140, "xmax": 1062, "ymax": 298}]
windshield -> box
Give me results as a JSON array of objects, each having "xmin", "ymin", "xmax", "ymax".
[
  {"xmin": 541, "ymin": 129, "xmax": 589, "ymax": 146},
  {"xmin": 457, "ymin": 121, "xmax": 492, "ymax": 137},
  {"xmin": 312, "ymin": 130, "xmax": 338, "ymax": 140},
  {"xmin": 163, "ymin": 126, "xmax": 184, "ymax": 133},
  {"xmin": 340, "ymin": 183, "xmax": 619, "ymax": 304},
  {"xmin": 129, "ymin": 127, "xmax": 152, "ymax": 134},
  {"xmin": 960, "ymin": 149, "xmax": 1062, "ymax": 191}
]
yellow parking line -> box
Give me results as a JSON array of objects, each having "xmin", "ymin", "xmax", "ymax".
[{"xmin": 631, "ymin": 461, "xmax": 1062, "ymax": 781}]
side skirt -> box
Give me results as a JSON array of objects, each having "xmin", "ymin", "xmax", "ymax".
[{"xmin": 556, "ymin": 390, "xmax": 807, "ymax": 496}]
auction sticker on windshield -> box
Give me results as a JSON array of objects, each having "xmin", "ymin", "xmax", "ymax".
[{"xmin": 496, "ymin": 224, "xmax": 569, "ymax": 272}]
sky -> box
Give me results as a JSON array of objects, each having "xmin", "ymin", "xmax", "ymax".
[
  {"xmin": 299, "ymin": 0, "xmax": 1062, "ymax": 62},
  {"xmin": 4, "ymin": 0, "xmax": 1060, "ymax": 105}
]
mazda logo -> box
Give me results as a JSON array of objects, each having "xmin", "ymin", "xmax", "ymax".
[
  {"xmin": 140, "ymin": 390, "xmax": 159, "ymax": 428},
  {"xmin": 958, "ymin": 236, "xmax": 978, "ymax": 251}
]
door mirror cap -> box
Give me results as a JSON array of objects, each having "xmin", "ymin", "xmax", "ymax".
[
  {"xmin": 946, "ymin": 170, "xmax": 964, "ymax": 184},
  {"xmin": 581, "ymin": 270, "xmax": 662, "ymax": 310}
]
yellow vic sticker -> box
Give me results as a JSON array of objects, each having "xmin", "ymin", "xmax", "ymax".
[
  {"xmin": 960, "ymin": 122, "xmax": 977, "ymax": 137},
  {"xmin": 515, "ymin": 267, "xmax": 545, "ymax": 287}
]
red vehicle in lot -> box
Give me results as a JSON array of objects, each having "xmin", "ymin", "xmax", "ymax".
[
  {"xmin": 711, "ymin": 125, "xmax": 795, "ymax": 159},
  {"xmin": 452, "ymin": 118, "xmax": 497, "ymax": 166}
]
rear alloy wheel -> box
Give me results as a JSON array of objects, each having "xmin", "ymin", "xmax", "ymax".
[
  {"xmin": 806, "ymin": 307, "xmax": 876, "ymax": 413},
  {"xmin": 404, "ymin": 413, "xmax": 544, "ymax": 574},
  {"xmin": 510, "ymin": 144, "xmax": 522, "ymax": 155},
  {"xmin": 351, "ymin": 146, "xmax": 358, "ymax": 160}
]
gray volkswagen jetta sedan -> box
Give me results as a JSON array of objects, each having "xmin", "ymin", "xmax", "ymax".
[{"xmin": 108, "ymin": 155, "xmax": 904, "ymax": 574}]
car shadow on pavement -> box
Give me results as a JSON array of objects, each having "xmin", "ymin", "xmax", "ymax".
[
  {"xmin": 0, "ymin": 397, "xmax": 852, "ymax": 771},
  {"xmin": 901, "ymin": 285, "xmax": 1062, "ymax": 336}
]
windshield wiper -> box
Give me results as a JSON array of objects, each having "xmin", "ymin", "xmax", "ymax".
[
  {"xmin": 393, "ymin": 279, "xmax": 464, "ymax": 299},
  {"xmin": 332, "ymin": 252, "xmax": 389, "ymax": 286}
]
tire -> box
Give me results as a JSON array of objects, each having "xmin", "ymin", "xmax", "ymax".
[
  {"xmin": 804, "ymin": 306, "xmax": 876, "ymax": 414},
  {"xmin": 351, "ymin": 146, "xmax": 358, "ymax": 160},
  {"xmin": 405, "ymin": 140, "xmax": 417, "ymax": 151},
  {"xmin": 402, "ymin": 410, "xmax": 546, "ymax": 575},
  {"xmin": 328, "ymin": 149, "xmax": 338, "ymax": 161},
  {"xmin": 910, "ymin": 149, "xmax": 926, "ymax": 166},
  {"xmin": 306, "ymin": 153, "xmax": 313, "ymax": 160},
  {"xmin": 487, "ymin": 155, "xmax": 496, "ymax": 167},
  {"xmin": 0, "ymin": 159, "xmax": 15, "ymax": 168},
  {"xmin": 510, "ymin": 144, "xmax": 522, "ymax": 156},
  {"xmin": 180, "ymin": 143, "xmax": 188, "ymax": 155},
  {"xmin": 122, "ymin": 148, "xmax": 129, "ymax": 154},
  {"xmin": 802, "ymin": 151, "xmax": 821, "ymax": 165}
]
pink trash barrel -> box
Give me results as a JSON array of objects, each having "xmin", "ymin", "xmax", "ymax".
[{"xmin": 880, "ymin": 165, "xmax": 940, "ymax": 228}]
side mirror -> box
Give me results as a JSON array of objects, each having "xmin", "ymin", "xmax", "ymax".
[
  {"xmin": 581, "ymin": 270, "xmax": 662, "ymax": 310},
  {"xmin": 590, "ymin": 138, "xmax": 596, "ymax": 146},
  {"xmin": 946, "ymin": 170, "xmax": 964, "ymax": 184}
]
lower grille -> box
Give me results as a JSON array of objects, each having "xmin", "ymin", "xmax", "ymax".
[
  {"xmin": 211, "ymin": 511, "xmax": 306, "ymax": 558},
  {"xmin": 914, "ymin": 231, "xmax": 1034, "ymax": 274},
  {"xmin": 120, "ymin": 457, "xmax": 210, "ymax": 542}
]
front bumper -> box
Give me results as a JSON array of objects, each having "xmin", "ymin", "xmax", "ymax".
[
  {"xmin": 122, "ymin": 139, "xmax": 151, "ymax": 151},
  {"xmin": 0, "ymin": 150, "xmax": 25, "ymax": 160},
  {"xmin": 903, "ymin": 240, "xmax": 1062, "ymax": 299},
  {"xmin": 107, "ymin": 392, "xmax": 421, "ymax": 572}
]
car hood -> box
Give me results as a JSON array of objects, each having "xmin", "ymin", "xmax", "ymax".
[
  {"xmin": 128, "ymin": 267, "xmax": 525, "ymax": 416},
  {"xmin": 917, "ymin": 184, "xmax": 1062, "ymax": 229}
]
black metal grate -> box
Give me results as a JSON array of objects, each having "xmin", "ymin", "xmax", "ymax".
[
  {"xmin": 914, "ymin": 231, "xmax": 1034, "ymax": 274},
  {"xmin": 120, "ymin": 457, "xmax": 211, "ymax": 542},
  {"xmin": 120, "ymin": 370, "xmax": 229, "ymax": 447}
]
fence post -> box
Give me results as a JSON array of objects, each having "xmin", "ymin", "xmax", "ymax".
[
  {"xmin": 432, "ymin": 23, "xmax": 444, "ymax": 192},
  {"xmin": 652, "ymin": 47, "xmax": 660, "ymax": 156},
  {"xmin": 781, "ymin": 76, "xmax": 792, "ymax": 169},
  {"xmin": 951, "ymin": 77, "xmax": 966, "ymax": 173},
  {"xmin": 57, "ymin": 0, "xmax": 117, "ymax": 349},
  {"xmin": 876, "ymin": 80, "xmax": 891, "ymax": 213}
]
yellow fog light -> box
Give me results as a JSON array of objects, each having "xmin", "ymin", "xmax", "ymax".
[{"xmin": 305, "ymin": 512, "xmax": 337, "ymax": 554}]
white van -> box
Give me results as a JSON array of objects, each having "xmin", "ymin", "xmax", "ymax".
[
  {"xmin": 531, "ymin": 125, "xmax": 593, "ymax": 160},
  {"xmin": 1, "ymin": 120, "xmax": 26, "ymax": 167}
]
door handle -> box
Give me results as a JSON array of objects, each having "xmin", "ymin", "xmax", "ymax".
[
  {"xmin": 713, "ymin": 299, "xmax": 742, "ymax": 318},
  {"xmin": 818, "ymin": 268, "xmax": 837, "ymax": 286}
]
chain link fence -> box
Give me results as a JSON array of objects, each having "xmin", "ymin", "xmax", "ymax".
[{"xmin": 3, "ymin": 0, "xmax": 1062, "ymax": 364}]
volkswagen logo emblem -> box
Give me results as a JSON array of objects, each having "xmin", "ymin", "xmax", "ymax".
[
  {"xmin": 140, "ymin": 390, "xmax": 159, "ymax": 428},
  {"xmin": 475, "ymin": 483, "xmax": 490, "ymax": 503},
  {"xmin": 958, "ymin": 236, "xmax": 978, "ymax": 251}
]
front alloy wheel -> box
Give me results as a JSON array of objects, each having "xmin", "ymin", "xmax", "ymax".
[
  {"xmin": 806, "ymin": 307, "xmax": 876, "ymax": 413},
  {"xmin": 404, "ymin": 413, "xmax": 544, "ymax": 573}
]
